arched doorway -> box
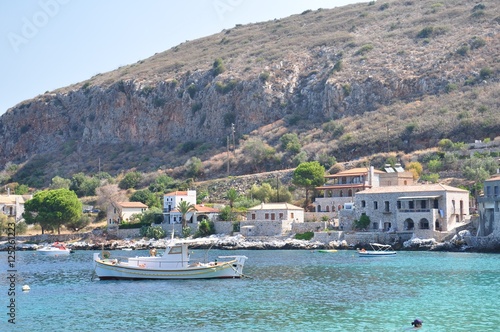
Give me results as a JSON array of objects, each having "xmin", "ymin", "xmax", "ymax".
[{"xmin": 404, "ymin": 218, "xmax": 414, "ymax": 230}]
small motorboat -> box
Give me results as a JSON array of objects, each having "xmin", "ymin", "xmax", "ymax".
[
  {"xmin": 357, "ymin": 243, "xmax": 396, "ymax": 257},
  {"xmin": 93, "ymin": 238, "xmax": 248, "ymax": 280},
  {"xmin": 317, "ymin": 249, "xmax": 338, "ymax": 253},
  {"xmin": 37, "ymin": 242, "xmax": 71, "ymax": 256}
]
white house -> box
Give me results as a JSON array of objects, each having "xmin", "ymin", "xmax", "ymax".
[
  {"xmin": 107, "ymin": 201, "xmax": 149, "ymax": 225},
  {"xmin": 163, "ymin": 190, "xmax": 197, "ymax": 224},
  {"xmin": 0, "ymin": 193, "xmax": 32, "ymax": 221}
]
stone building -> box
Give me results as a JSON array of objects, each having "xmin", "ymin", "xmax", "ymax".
[
  {"xmin": 313, "ymin": 165, "xmax": 414, "ymax": 213},
  {"xmin": 242, "ymin": 203, "xmax": 304, "ymax": 236},
  {"xmin": 352, "ymin": 184, "xmax": 470, "ymax": 238},
  {"xmin": 477, "ymin": 174, "xmax": 500, "ymax": 236}
]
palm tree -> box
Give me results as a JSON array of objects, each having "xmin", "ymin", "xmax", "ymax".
[
  {"xmin": 177, "ymin": 200, "xmax": 196, "ymax": 229},
  {"xmin": 226, "ymin": 188, "xmax": 239, "ymax": 209}
]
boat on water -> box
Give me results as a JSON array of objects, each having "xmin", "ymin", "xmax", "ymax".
[
  {"xmin": 357, "ymin": 243, "xmax": 396, "ymax": 257},
  {"xmin": 93, "ymin": 238, "xmax": 248, "ymax": 280},
  {"xmin": 317, "ymin": 249, "xmax": 338, "ymax": 253},
  {"xmin": 37, "ymin": 242, "xmax": 71, "ymax": 256}
]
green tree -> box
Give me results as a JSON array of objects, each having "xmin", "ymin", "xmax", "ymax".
[
  {"xmin": 149, "ymin": 174, "xmax": 175, "ymax": 193},
  {"xmin": 137, "ymin": 207, "xmax": 163, "ymax": 224},
  {"xmin": 280, "ymin": 133, "xmax": 301, "ymax": 154},
  {"xmin": 354, "ymin": 214, "xmax": 371, "ymax": 230},
  {"xmin": 226, "ymin": 188, "xmax": 239, "ymax": 208},
  {"xmin": 177, "ymin": 200, "xmax": 196, "ymax": 229},
  {"xmin": 65, "ymin": 214, "xmax": 91, "ymax": 232},
  {"xmin": 15, "ymin": 184, "xmax": 30, "ymax": 195},
  {"xmin": 50, "ymin": 176, "xmax": 71, "ymax": 189},
  {"xmin": 130, "ymin": 189, "xmax": 161, "ymax": 209},
  {"xmin": 70, "ymin": 172, "xmax": 100, "ymax": 196},
  {"xmin": 427, "ymin": 159, "xmax": 442, "ymax": 173},
  {"xmin": 219, "ymin": 205, "xmax": 236, "ymax": 221},
  {"xmin": 185, "ymin": 157, "xmax": 203, "ymax": 179},
  {"xmin": 243, "ymin": 138, "xmax": 276, "ymax": 171},
  {"xmin": 250, "ymin": 183, "xmax": 274, "ymax": 203},
  {"xmin": 292, "ymin": 161, "xmax": 326, "ymax": 207},
  {"xmin": 23, "ymin": 188, "xmax": 82, "ymax": 235},
  {"xmin": 196, "ymin": 219, "xmax": 215, "ymax": 238},
  {"xmin": 119, "ymin": 171, "xmax": 142, "ymax": 190}
]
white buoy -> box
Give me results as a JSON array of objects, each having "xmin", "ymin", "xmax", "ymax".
[{"xmin": 22, "ymin": 285, "xmax": 30, "ymax": 292}]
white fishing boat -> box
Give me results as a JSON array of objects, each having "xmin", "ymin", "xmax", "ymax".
[
  {"xmin": 93, "ymin": 238, "xmax": 248, "ymax": 280},
  {"xmin": 37, "ymin": 242, "xmax": 71, "ymax": 256},
  {"xmin": 357, "ymin": 243, "xmax": 396, "ymax": 257}
]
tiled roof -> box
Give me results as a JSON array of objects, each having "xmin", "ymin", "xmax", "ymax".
[
  {"xmin": 164, "ymin": 191, "xmax": 189, "ymax": 196},
  {"xmin": 248, "ymin": 202, "xmax": 303, "ymax": 211},
  {"xmin": 356, "ymin": 183, "xmax": 469, "ymax": 194},
  {"xmin": 117, "ymin": 202, "xmax": 148, "ymax": 208}
]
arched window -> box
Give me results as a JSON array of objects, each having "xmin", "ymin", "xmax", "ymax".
[
  {"xmin": 404, "ymin": 218, "xmax": 414, "ymax": 230},
  {"xmin": 419, "ymin": 218, "xmax": 429, "ymax": 229},
  {"xmin": 317, "ymin": 205, "xmax": 322, "ymax": 212},
  {"xmin": 348, "ymin": 189, "xmax": 353, "ymax": 197}
]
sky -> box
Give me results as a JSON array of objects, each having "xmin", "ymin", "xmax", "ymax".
[{"xmin": 0, "ymin": 0, "xmax": 363, "ymax": 115}]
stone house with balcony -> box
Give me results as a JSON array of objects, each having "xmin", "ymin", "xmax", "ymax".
[
  {"xmin": 477, "ymin": 174, "xmax": 500, "ymax": 236},
  {"xmin": 314, "ymin": 165, "xmax": 414, "ymax": 213},
  {"xmin": 351, "ymin": 183, "xmax": 470, "ymax": 238}
]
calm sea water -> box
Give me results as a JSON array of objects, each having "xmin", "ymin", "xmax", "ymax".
[{"xmin": 1, "ymin": 249, "xmax": 499, "ymax": 332}]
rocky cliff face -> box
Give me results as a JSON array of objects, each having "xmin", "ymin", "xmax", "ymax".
[{"xmin": 0, "ymin": 0, "xmax": 498, "ymax": 183}]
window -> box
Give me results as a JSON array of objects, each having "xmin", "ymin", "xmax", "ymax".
[
  {"xmin": 374, "ymin": 201, "xmax": 378, "ymax": 210},
  {"xmin": 494, "ymin": 186, "xmax": 499, "ymax": 197},
  {"xmin": 409, "ymin": 201, "xmax": 414, "ymax": 209},
  {"xmin": 348, "ymin": 189, "xmax": 352, "ymax": 197},
  {"xmin": 384, "ymin": 201, "xmax": 390, "ymax": 212},
  {"xmin": 486, "ymin": 186, "xmax": 491, "ymax": 197},
  {"xmin": 265, "ymin": 213, "xmax": 269, "ymax": 219},
  {"xmin": 433, "ymin": 199, "xmax": 439, "ymax": 209},
  {"xmin": 421, "ymin": 200, "xmax": 426, "ymax": 209},
  {"xmin": 317, "ymin": 205, "xmax": 322, "ymax": 212},
  {"xmin": 361, "ymin": 200, "xmax": 366, "ymax": 208},
  {"xmin": 291, "ymin": 212, "xmax": 294, "ymax": 219},
  {"xmin": 271, "ymin": 213, "xmax": 275, "ymax": 220},
  {"xmin": 419, "ymin": 219, "xmax": 429, "ymax": 229},
  {"xmin": 279, "ymin": 213, "xmax": 284, "ymax": 219},
  {"xmin": 251, "ymin": 213, "xmax": 256, "ymax": 220},
  {"xmin": 397, "ymin": 201, "xmax": 402, "ymax": 209}
]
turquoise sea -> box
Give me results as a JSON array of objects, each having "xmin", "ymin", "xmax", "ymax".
[{"xmin": 1, "ymin": 249, "xmax": 499, "ymax": 332}]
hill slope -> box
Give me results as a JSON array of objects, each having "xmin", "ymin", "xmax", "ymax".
[{"xmin": 0, "ymin": 0, "xmax": 498, "ymax": 186}]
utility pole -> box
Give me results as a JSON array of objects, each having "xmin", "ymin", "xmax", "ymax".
[
  {"xmin": 231, "ymin": 123, "xmax": 236, "ymax": 156},
  {"xmin": 227, "ymin": 136, "xmax": 230, "ymax": 175},
  {"xmin": 386, "ymin": 124, "xmax": 390, "ymax": 152},
  {"xmin": 276, "ymin": 174, "xmax": 280, "ymax": 202}
]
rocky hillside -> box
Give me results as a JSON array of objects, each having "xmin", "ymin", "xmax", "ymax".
[{"xmin": 0, "ymin": 0, "xmax": 498, "ymax": 186}]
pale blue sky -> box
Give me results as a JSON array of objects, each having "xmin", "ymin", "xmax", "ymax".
[{"xmin": 1, "ymin": 0, "xmax": 363, "ymax": 115}]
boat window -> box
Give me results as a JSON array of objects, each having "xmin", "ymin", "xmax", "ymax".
[{"xmin": 168, "ymin": 246, "xmax": 182, "ymax": 254}]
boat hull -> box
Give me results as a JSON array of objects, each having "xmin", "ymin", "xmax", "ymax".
[
  {"xmin": 93, "ymin": 254, "xmax": 247, "ymax": 280},
  {"xmin": 37, "ymin": 249, "xmax": 71, "ymax": 256},
  {"xmin": 358, "ymin": 251, "xmax": 396, "ymax": 257}
]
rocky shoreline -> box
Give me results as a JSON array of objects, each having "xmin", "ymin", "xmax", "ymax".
[{"xmin": 2, "ymin": 231, "xmax": 499, "ymax": 253}]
